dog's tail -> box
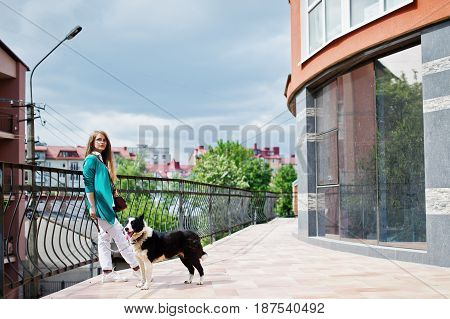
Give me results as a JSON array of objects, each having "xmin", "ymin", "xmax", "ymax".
[{"xmin": 200, "ymin": 251, "xmax": 208, "ymax": 261}]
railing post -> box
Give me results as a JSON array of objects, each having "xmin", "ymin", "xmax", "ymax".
[
  {"xmin": 24, "ymin": 165, "xmax": 40, "ymax": 299},
  {"xmin": 264, "ymin": 192, "xmax": 268, "ymax": 223},
  {"xmin": 253, "ymin": 193, "xmax": 257, "ymax": 225},
  {"xmin": 178, "ymin": 181, "xmax": 184, "ymax": 230},
  {"xmin": 227, "ymin": 188, "xmax": 231, "ymax": 236},
  {"xmin": 208, "ymin": 186, "xmax": 215, "ymax": 243},
  {"xmin": 240, "ymin": 194, "xmax": 244, "ymax": 226},
  {"xmin": 0, "ymin": 162, "xmax": 4, "ymax": 299}
]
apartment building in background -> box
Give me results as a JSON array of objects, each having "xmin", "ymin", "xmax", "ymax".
[
  {"xmin": 33, "ymin": 145, "xmax": 133, "ymax": 187},
  {"xmin": 146, "ymin": 159, "xmax": 193, "ymax": 179},
  {"xmin": 188, "ymin": 145, "xmax": 207, "ymax": 166},
  {"xmin": 188, "ymin": 144, "xmax": 296, "ymax": 173},
  {"xmin": 252, "ymin": 143, "xmax": 296, "ymax": 172},
  {"xmin": 128, "ymin": 145, "xmax": 171, "ymax": 165}
]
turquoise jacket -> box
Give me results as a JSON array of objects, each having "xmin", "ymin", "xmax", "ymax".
[{"xmin": 83, "ymin": 154, "xmax": 115, "ymax": 224}]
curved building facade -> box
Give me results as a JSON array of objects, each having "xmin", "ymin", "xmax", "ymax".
[{"xmin": 286, "ymin": 0, "xmax": 450, "ymax": 266}]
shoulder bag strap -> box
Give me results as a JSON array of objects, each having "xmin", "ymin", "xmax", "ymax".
[{"xmin": 93, "ymin": 153, "xmax": 116, "ymax": 193}]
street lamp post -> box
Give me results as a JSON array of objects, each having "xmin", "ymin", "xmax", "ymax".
[
  {"xmin": 27, "ymin": 25, "xmax": 82, "ymax": 165},
  {"xmin": 25, "ymin": 25, "xmax": 82, "ymax": 298}
]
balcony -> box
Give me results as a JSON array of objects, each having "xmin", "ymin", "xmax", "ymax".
[
  {"xmin": 1, "ymin": 162, "xmax": 278, "ymax": 298},
  {"xmin": 0, "ymin": 112, "xmax": 15, "ymax": 139}
]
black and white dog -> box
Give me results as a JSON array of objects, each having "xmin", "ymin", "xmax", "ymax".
[{"xmin": 124, "ymin": 215, "xmax": 207, "ymax": 290}]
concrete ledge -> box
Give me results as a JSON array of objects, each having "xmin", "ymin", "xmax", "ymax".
[{"xmin": 301, "ymin": 236, "xmax": 429, "ymax": 266}]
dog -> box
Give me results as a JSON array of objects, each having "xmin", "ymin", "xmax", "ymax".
[{"xmin": 124, "ymin": 215, "xmax": 207, "ymax": 290}]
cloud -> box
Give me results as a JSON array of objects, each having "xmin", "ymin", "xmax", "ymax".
[
  {"xmin": 36, "ymin": 103, "xmax": 295, "ymax": 162},
  {"xmin": 222, "ymin": 31, "xmax": 290, "ymax": 61},
  {"xmin": 1, "ymin": 0, "xmax": 293, "ymax": 162},
  {"xmin": 101, "ymin": 0, "xmax": 213, "ymax": 41}
]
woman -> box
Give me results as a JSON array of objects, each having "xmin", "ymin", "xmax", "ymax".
[{"xmin": 83, "ymin": 130, "xmax": 140, "ymax": 283}]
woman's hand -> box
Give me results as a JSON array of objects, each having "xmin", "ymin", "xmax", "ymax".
[
  {"xmin": 113, "ymin": 189, "xmax": 119, "ymax": 197},
  {"xmin": 89, "ymin": 207, "xmax": 97, "ymax": 220}
]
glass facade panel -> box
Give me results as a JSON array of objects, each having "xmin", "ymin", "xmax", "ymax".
[
  {"xmin": 313, "ymin": 44, "xmax": 426, "ymax": 248},
  {"xmin": 316, "ymin": 81, "xmax": 338, "ymax": 133},
  {"xmin": 309, "ymin": 2, "xmax": 323, "ymax": 53},
  {"xmin": 338, "ymin": 64, "xmax": 378, "ymax": 240},
  {"xmin": 351, "ymin": 0, "xmax": 379, "ymax": 27},
  {"xmin": 326, "ymin": 0, "xmax": 342, "ymax": 41},
  {"xmin": 318, "ymin": 187, "xmax": 339, "ymax": 236},
  {"xmin": 375, "ymin": 44, "xmax": 426, "ymax": 245},
  {"xmin": 317, "ymin": 131, "xmax": 338, "ymax": 186},
  {"xmin": 385, "ymin": 0, "xmax": 407, "ymax": 10}
]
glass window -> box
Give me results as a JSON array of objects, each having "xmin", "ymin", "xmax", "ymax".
[
  {"xmin": 312, "ymin": 44, "xmax": 426, "ymax": 248},
  {"xmin": 385, "ymin": 0, "xmax": 408, "ymax": 10},
  {"xmin": 338, "ymin": 63, "xmax": 378, "ymax": 241},
  {"xmin": 351, "ymin": 0, "xmax": 379, "ymax": 27},
  {"xmin": 317, "ymin": 187, "xmax": 339, "ymax": 236},
  {"xmin": 304, "ymin": 0, "xmax": 414, "ymax": 60},
  {"xmin": 316, "ymin": 81, "xmax": 338, "ymax": 133},
  {"xmin": 325, "ymin": 0, "xmax": 342, "ymax": 41},
  {"xmin": 375, "ymin": 44, "xmax": 426, "ymax": 246},
  {"xmin": 317, "ymin": 131, "xmax": 338, "ymax": 185},
  {"xmin": 309, "ymin": 2, "xmax": 323, "ymax": 53}
]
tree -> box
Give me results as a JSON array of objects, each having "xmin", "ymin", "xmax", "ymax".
[
  {"xmin": 270, "ymin": 164, "xmax": 297, "ymax": 217},
  {"xmin": 375, "ymin": 64, "xmax": 425, "ymax": 242},
  {"xmin": 115, "ymin": 155, "xmax": 147, "ymax": 177},
  {"xmin": 114, "ymin": 156, "xmax": 178, "ymax": 230},
  {"xmin": 191, "ymin": 140, "xmax": 272, "ymax": 191},
  {"xmin": 242, "ymin": 157, "xmax": 272, "ymax": 191}
]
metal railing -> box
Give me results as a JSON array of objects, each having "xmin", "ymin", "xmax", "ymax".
[{"xmin": 0, "ymin": 162, "xmax": 278, "ymax": 298}]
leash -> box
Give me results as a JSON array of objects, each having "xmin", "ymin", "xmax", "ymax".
[{"xmin": 92, "ymin": 218, "xmax": 133, "ymax": 254}]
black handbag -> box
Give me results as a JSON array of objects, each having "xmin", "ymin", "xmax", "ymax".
[{"xmin": 112, "ymin": 188, "xmax": 127, "ymax": 212}]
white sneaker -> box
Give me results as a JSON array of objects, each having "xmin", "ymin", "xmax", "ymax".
[{"xmin": 102, "ymin": 270, "xmax": 128, "ymax": 283}]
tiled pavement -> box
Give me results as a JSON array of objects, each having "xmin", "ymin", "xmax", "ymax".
[{"xmin": 44, "ymin": 218, "xmax": 450, "ymax": 299}]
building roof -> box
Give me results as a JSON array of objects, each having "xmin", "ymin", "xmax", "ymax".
[
  {"xmin": 282, "ymin": 155, "xmax": 296, "ymax": 165},
  {"xmin": 146, "ymin": 159, "xmax": 193, "ymax": 178},
  {"xmin": 189, "ymin": 145, "xmax": 207, "ymax": 159},
  {"xmin": 252, "ymin": 144, "xmax": 296, "ymax": 165},
  {"xmin": 255, "ymin": 154, "xmax": 282, "ymax": 160},
  {"xmin": 35, "ymin": 145, "xmax": 82, "ymax": 160},
  {"xmin": 35, "ymin": 145, "xmax": 132, "ymax": 160},
  {"xmin": 0, "ymin": 39, "xmax": 30, "ymax": 70},
  {"xmin": 110, "ymin": 147, "xmax": 132, "ymax": 159}
]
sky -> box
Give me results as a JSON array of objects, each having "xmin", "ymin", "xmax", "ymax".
[{"xmin": 0, "ymin": 0, "xmax": 295, "ymax": 162}]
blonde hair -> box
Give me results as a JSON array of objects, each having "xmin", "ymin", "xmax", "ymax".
[{"xmin": 85, "ymin": 130, "xmax": 116, "ymax": 183}]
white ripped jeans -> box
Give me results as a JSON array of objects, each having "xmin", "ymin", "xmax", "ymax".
[{"xmin": 97, "ymin": 218, "xmax": 139, "ymax": 271}]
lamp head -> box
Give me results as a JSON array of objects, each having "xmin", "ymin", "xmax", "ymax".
[{"xmin": 65, "ymin": 25, "xmax": 82, "ymax": 40}]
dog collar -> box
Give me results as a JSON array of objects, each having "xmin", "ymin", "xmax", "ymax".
[{"xmin": 130, "ymin": 231, "xmax": 145, "ymax": 244}]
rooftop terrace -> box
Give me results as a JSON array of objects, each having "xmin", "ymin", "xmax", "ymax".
[{"xmin": 44, "ymin": 218, "xmax": 450, "ymax": 299}]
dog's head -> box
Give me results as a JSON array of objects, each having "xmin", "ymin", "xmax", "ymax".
[{"xmin": 124, "ymin": 215, "xmax": 147, "ymax": 240}]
